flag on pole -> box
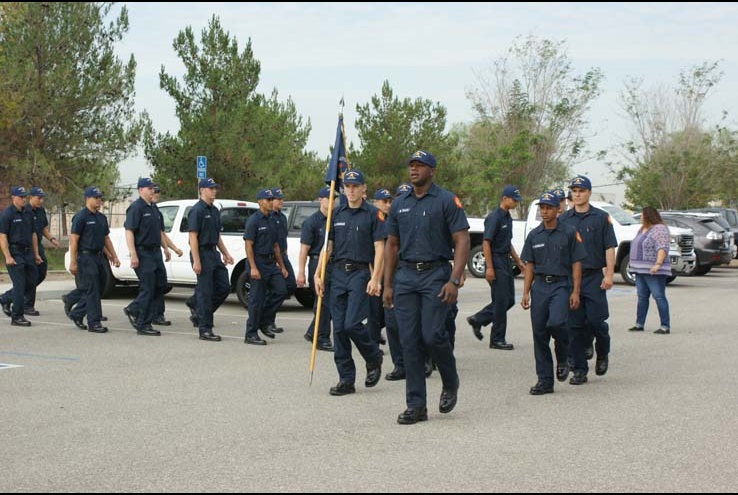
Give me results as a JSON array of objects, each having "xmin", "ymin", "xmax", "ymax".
[{"xmin": 324, "ymin": 116, "xmax": 349, "ymax": 194}]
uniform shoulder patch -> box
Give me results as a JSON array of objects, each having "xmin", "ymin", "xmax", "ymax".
[
  {"xmin": 453, "ymin": 196, "xmax": 463, "ymax": 209},
  {"xmin": 575, "ymin": 231, "xmax": 583, "ymax": 243},
  {"xmin": 377, "ymin": 210, "xmax": 385, "ymax": 221}
]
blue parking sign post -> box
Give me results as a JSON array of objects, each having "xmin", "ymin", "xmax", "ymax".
[{"xmin": 196, "ymin": 156, "xmax": 207, "ymax": 196}]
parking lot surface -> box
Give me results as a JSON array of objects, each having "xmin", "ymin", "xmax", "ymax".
[{"xmin": 1, "ymin": 269, "xmax": 737, "ymax": 492}]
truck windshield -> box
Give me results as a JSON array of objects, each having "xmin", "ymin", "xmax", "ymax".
[{"xmin": 600, "ymin": 205, "xmax": 638, "ymax": 225}]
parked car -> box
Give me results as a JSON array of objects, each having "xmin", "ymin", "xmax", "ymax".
[
  {"xmin": 687, "ymin": 208, "xmax": 738, "ymax": 258},
  {"xmin": 659, "ymin": 212, "xmax": 732, "ymax": 275}
]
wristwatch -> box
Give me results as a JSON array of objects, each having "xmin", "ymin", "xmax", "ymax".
[{"xmin": 450, "ymin": 277, "xmax": 461, "ymax": 287}]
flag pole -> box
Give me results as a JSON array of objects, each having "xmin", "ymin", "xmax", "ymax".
[{"xmin": 310, "ymin": 101, "xmax": 350, "ymax": 383}]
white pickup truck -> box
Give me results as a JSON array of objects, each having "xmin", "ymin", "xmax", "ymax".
[
  {"xmin": 64, "ymin": 199, "xmax": 315, "ymax": 309},
  {"xmin": 467, "ymin": 200, "xmax": 696, "ymax": 285}
]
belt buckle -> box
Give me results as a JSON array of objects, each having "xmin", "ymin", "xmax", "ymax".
[
  {"xmin": 545, "ymin": 275, "xmax": 555, "ymax": 283},
  {"xmin": 345, "ymin": 263, "xmax": 354, "ymax": 272},
  {"xmin": 415, "ymin": 263, "xmax": 425, "ymax": 272}
]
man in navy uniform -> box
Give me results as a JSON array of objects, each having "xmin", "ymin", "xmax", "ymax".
[
  {"xmin": 124, "ymin": 184, "xmax": 182, "ymax": 326},
  {"xmin": 124, "ymin": 177, "xmax": 168, "ymax": 336},
  {"xmin": 0, "ymin": 186, "xmax": 41, "ymax": 326},
  {"xmin": 384, "ymin": 150, "xmax": 470, "ymax": 425},
  {"xmin": 23, "ymin": 186, "xmax": 59, "ymax": 316},
  {"xmin": 315, "ymin": 170, "xmax": 385, "ymax": 397},
  {"xmin": 366, "ymin": 188, "xmax": 394, "ymax": 348},
  {"xmin": 559, "ymin": 175, "xmax": 617, "ymax": 384},
  {"xmin": 65, "ymin": 187, "xmax": 120, "ymax": 333},
  {"xmin": 297, "ymin": 186, "xmax": 334, "ymax": 351},
  {"xmin": 188, "ymin": 177, "xmax": 234, "ymax": 342},
  {"xmin": 467, "ymin": 185, "xmax": 525, "ymax": 350},
  {"xmin": 243, "ymin": 188, "xmax": 289, "ymax": 345},
  {"xmin": 266, "ymin": 187, "xmax": 294, "ymax": 334},
  {"xmin": 520, "ymin": 192, "xmax": 585, "ymax": 394}
]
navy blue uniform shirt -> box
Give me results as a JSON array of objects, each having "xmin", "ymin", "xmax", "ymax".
[
  {"xmin": 559, "ymin": 206, "xmax": 617, "ymax": 270},
  {"xmin": 271, "ymin": 210, "xmax": 289, "ymax": 252},
  {"xmin": 0, "ymin": 204, "xmax": 34, "ymax": 247},
  {"xmin": 521, "ymin": 220, "xmax": 587, "ymax": 276},
  {"xmin": 71, "ymin": 207, "xmax": 110, "ymax": 252},
  {"xmin": 329, "ymin": 201, "xmax": 385, "ymax": 263},
  {"xmin": 188, "ymin": 200, "xmax": 222, "ymax": 247},
  {"xmin": 244, "ymin": 210, "xmax": 277, "ymax": 256},
  {"xmin": 484, "ymin": 206, "xmax": 513, "ymax": 254},
  {"xmin": 300, "ymin": 209, "xmax": 327, "ymax": 256},
  {"xmin": 387, "ymin": 183, "xmax": 469, "ymax": 262},
  {"xmin": 29, "ymin": 204, "xmax": 48, "ymax": 239},
  {"xmin": 124, "ymin": 198, "xmax": 162, "ymax": 248}
]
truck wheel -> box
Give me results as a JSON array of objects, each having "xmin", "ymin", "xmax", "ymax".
[
  {"xmin": 467, "ymin": 245, "xmax": 486, "ymax": 278},
  {"xmin": 294, "ymin": 288, "xmax": 315, "ymax": 309},
  {"xmin": 619, "ymin": 255, "xmax": 636, "ymax": 286},
  {"xmin": 235, "ymin": 270, "xmax": 250, "ymax": 309}
]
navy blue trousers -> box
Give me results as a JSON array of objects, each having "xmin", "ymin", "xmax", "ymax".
[
  {"xmin": 330, "ymin": 267, "xmax": 382, "ymax": 383},
  {"xmin": 394, "ymin": 263, "xmax": 458, "ymax": 409}
]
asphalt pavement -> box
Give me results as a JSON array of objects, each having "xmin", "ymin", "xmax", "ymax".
[{"xmin": 1, "ymin": 269, "xmax": 737, "ymax": 492}]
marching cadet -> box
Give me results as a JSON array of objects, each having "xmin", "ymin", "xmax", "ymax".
[
  {"xmin": 559, "ymin": 175, "xmax": 617, "ymax": 384},
  {"xmin": 266, "ymin": 187, "xmax": 294, "ymax": 334},
  {"xmin": 466, "ymin": 185, "xmax": 525, "ymax": 350},
  {"xmin": 243, "ymin": 189, "xmax": 288, "ymax": 345},
  {"xmin": 366, "ymin": 188, "xmax": 393, "ymax": 348},
  {"xmin": 124, "ymin": 184, "xmax": 182, "ymax": 326},
  {"xmin": 123, "ymin": 177, "xmax": 168, "ymax": 336},
  {"xmin": 383, "ymin": 150, "xmax": 470, "ymax": 425},
  {"xmin": 188, "ymin": 178, "xmax": 234, "ymax": 341},
  {"xmin": 520, "ymin": 192, "xmax": 585, "ymax": 394},
  {"xmin": 0, "ymin": 186, "xmax": 41, "ymax": 326},
  {"xmin": 24, "ymin": 186, "xmax": 59, "ymax": 316},
  {"xmin": 315, "ymin": 170, "xmax": 385, "ymax": 397},
  {"xmin": 64, "ymin": 187, "xmax": 120, "ymax": 333},
  {"xmin": 297, "ymin": 186, "xmax": 334, "ymax": 351}
]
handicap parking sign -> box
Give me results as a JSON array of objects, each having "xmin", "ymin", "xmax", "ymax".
[{"xmin": 196, "ymin": 156, "xmax": 207, "ymax": 179}]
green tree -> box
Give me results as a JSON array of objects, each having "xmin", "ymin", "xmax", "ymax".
[
  {"xmin": 349, "ymin": 80, "xmax": 460, "ymax": 194},
  {"xmin": 0, "ymin": 2, "xmax": 141, "ymax": 205},
  {"xmin": 465, "ymin": 36, "xmax": 603, "ymax": 217},
  {"xmin": 144, "ymin": 16, "xmax": 322, "ymax": 201},
  {"xmin": 615, "ymin": 61, "xmax": 733, "ymax": 209}
]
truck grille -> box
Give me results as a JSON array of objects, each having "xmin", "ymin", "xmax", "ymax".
[{"xmin": 679, "ymin": 234, "xmax": 694, "ymax": 256}]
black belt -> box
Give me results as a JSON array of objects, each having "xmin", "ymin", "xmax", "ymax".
[
  {"xmin": 199, "ymin": 245, "xmax": 217, "ymax": 251},
  {"xmin": 401, "ymin": 260, "xmax": 448, "ymax": 272},
  {"xmin": 136, "ymin": 245, "xmax": 159, "ymax": 251},
  {"xmin": 581, "ymin": 268, "xmax": 602, "ymax": 277},
  {"xmin": 255, "ymin": 253, "xmax": 275, "ymax": 261},
  {"xmin": 80, "ymin": 249, "xmax": 102, "ymax": 256},
  {"xmin": 309, "ymin": 254, "xmax": 320, "ymax": 259},
  {"xmin": 9, "ymin": 244, "xmax": 30, "ymax": 251},
  {"xmin": 535, "ymin": 274, "xmax": 567, "ymax": 283},
  {"xmin": 333, "ymin": 260, "xmax": 369, "ymax": 272}
]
